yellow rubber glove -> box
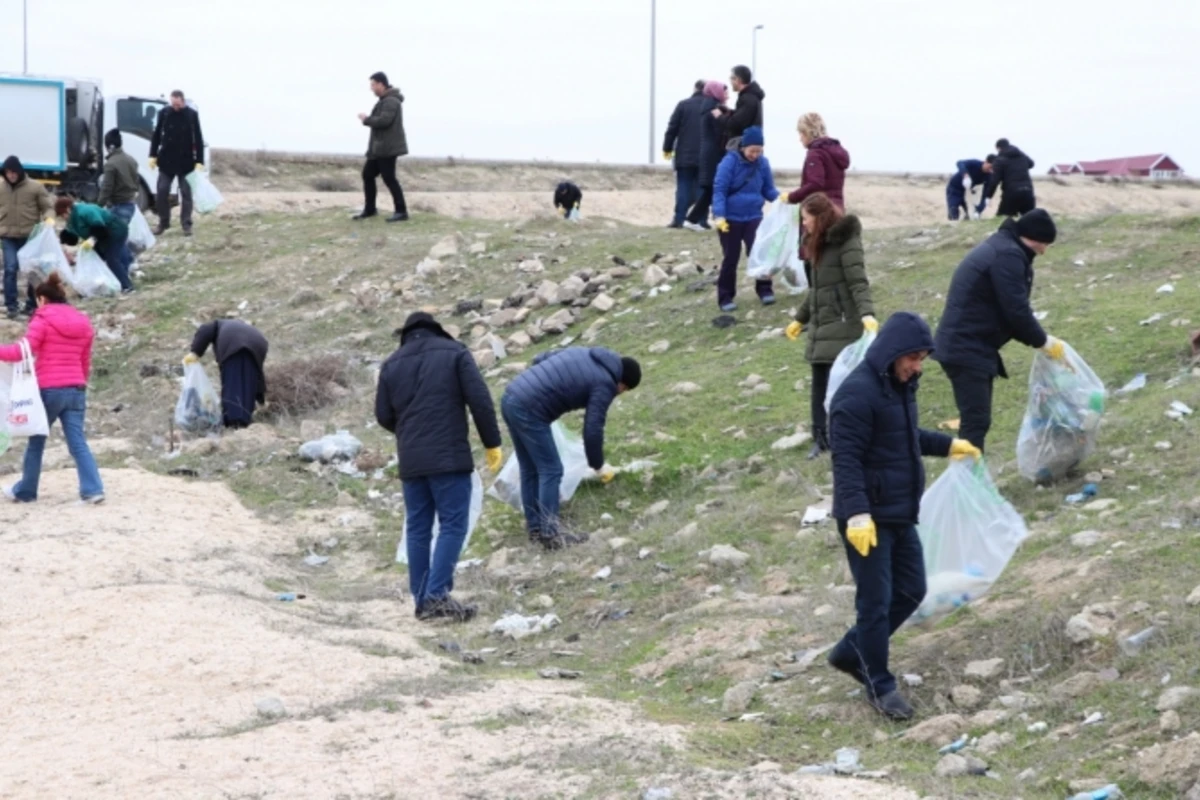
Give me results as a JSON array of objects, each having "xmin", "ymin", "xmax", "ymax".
[
  {"xmin": 183, "ymin": 353, "xmax": 199, "ymax": 365},
  {"xmin": 486, "ymin": 447, "xmax": 503, "ymax": 473},
  {"xmin": 862, "ymin": 315, "xmax": 879, "ymax": 334},
  {"xmin": 846, "ymin": 514, "xmax": 877, "ymax": 557},
  {"xmin": 598, "ymin": 465, "xmax": 616, "ymax": 484},
  {"xmin": 714, "ymin": 217, "xmax": 730, "ymax": 233},
  {"xmin": 949, "ymin": 438, "xmax": 982, "ymax": 461},
  {"xmin": 786, "ymin": 321, "xmax": 803, "ymax": 341},
  {"xmin": 80, "ymin": 238, "xmax": 95, "ymax": 251},
  {"xmin": 194, "ymin": 162, "xmax": 205, "ymax": 172},
  {"xmin": 43, "ymin": 216, "xmax": 54, "ymax": 226},
  {"xmin": 662, "ymin": 152, "xmax": 674, "ymax": 162},
  {"xmin": 148, "ymin": 157, "xmax": 157, "ymax": 170},
  {"xmin": 1042, "ymin": 336, "xmax": 1066, "ymax": 361}
]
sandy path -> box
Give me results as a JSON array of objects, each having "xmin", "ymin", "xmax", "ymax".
[
  {"xmin": 0, "ymin": 468, "xmax": 912, "ymax": 799},
  {"xmin": 217, "ymin": 177, "xmax": 1200, "ymax": 229}
]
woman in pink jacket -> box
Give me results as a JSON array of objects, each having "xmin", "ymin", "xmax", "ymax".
[{"xmin": 1, "ymin": 273, "xmax": 105, "ymax": 503}]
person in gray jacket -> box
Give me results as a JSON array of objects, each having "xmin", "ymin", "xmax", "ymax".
[
  {"xmin": 354, "ymin": 71, "xmax": 409, "ymax": 222},
  {"xmin": 500, "ymin": 347, "xmax": 641, "ymax": 550},
  {"xmin": 185, "ymin": 320, "xmax": 269, "ymax": 429}
]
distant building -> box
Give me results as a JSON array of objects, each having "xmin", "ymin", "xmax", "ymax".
[
  {"xmin": 1048, "ymin": 163, "xmax": 1083, "ymax": 175},
  {"xmin": 1077, "ymin": 154, "xmax": 1184, "ymax": 179}
]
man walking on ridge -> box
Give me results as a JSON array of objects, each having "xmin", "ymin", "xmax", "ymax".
[
  {"xmin": 354, "ymin": 72, "xmax": 409, "ymax": 223},
  {"xmin": 663, "ymin": 80, "xmax": 707, "ymax": 229}
]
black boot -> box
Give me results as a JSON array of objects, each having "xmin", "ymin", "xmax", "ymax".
[{"xmin": 807, "ymin": 426, "xmax": 830, "ymax": 460}]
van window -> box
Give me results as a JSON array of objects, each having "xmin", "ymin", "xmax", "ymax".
[{"xmin": 116, "ymin": 98, "xmax": 165, "ymax": 141}]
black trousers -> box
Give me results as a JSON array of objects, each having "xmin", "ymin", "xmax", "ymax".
[
  {"xmin": 156, "ymin": 170, "xmax": 193, "ymax": 230},
  {"xmin": 686, "ymin": 186, "xmax": 713, "ymax": 225},
  {"xmin": 942, "ymin": 362, "xmax": 994, "ymax": 452},
  {"xmin": 810, "ymin": 362, "xmax": 832, "ymax": 432},
  {"xmin": 997, "ymin": 189, "xmax": 1035, "ymax": 218},
  {"xmin": 362, "ymin": 156, "xmax": 407, "ymax": 214}
]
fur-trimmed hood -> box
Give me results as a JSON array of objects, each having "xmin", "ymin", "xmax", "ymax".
[{"xmin": 825, "ymin": 214, "xmax": 862, "ymax": 246}]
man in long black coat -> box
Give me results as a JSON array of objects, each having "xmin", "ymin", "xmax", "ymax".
[{"xmin": 150, "ymin": 90, "xmax": 205, "ymax": 236}]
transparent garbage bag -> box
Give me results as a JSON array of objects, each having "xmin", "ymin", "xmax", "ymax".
[
  {"xmin": 487, "ymin": 421, "xmax": 594, "ymax": 510},
  {"xmin": 187, "ymin": 170, "xmax": 225, "ymax": 214},
  {"xmin": 1016, "ymin": 343, "xmax": 1106, "ymax": 483},
  {"xmin": 747, "ymin": 199, "xmax": 807, "ymax": 295},
  {"xmin": 824, "ymin": 330, "xmax": 877, "ymax": 416},
  {"xmin": 71, "ymin": 248, "xmax": 120, "ymax": 298},
  {"xmin": 127, "ymin": 207, "xmax": 157, "ymax": 252},
  {"xmin": 913, "ymin": 458, "xmax": 1029, "ymax": 623},
  {"xmin": 16, "ymin": 223, "xmax": 71, "ymax": 279},
  {"xmin": 174, "ymin": 362, "xmax": 222, "ymax": 432},
  {"xmin": 396, "ymin": 471, "xmax": 484, "ymax": 564}
]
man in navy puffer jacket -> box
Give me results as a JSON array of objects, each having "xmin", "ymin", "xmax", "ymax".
[
  {"xmin": 501, "ymin": 347, "xmax": 641, "ymax": 549},
  {"xmin": 827, "ymin": 312, "xmax": 981, "ymax": 721}
]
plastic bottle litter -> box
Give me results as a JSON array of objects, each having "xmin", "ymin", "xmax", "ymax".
[
  {"xmin": 1066, "ymin": 483, "xmax": 1099, "ymax": 504},
  {"xmin": 1156, "ymin": 283, "xmax": 1175, "ymax": 294},
  {"xmin": 1119, "ymin": 626, "xmax": 1158, "ymax": 656},
  {"xmin": 938, "ymin": 734, "xmax": 969, "ymax": 754},
  {"xmin": 1115, "ymin": 374, "xmax": 1146, "ymax": 394},
  {"xmin": 1067, "ymin": 784, "xmax": 1123, "ymax": 800},
  {"xmin": 1166, "ymin": 400, "xmax": 1194, "ymax": 420},
  {"xmin": 276, "ymin": 592, "xmax": 306, "ymax": 601}
]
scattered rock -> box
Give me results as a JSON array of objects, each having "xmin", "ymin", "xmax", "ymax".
[
  {"xmin": 772, "ymin": 431, "xmax": 812, "ymax": 451},
  {"xmin": 454, "ymin": 298, "xmax": 484, "ymax": 315},
  {"xmin": 288, "ymin": 288, "xmax": 322, "ymax": 307},
  {"xmin": 1082, "ymin": 498, "xmax": 1118, "ymax": 512},
  {"xmin": 473, "ymin": 349, "xmax": 497, "ymax": 369},
  {"xmin": 964, "ymin": 658, "xmax": 1006, "ymax": 680},
  {"xmin": 255, "ymin": 697, "xmax": 286, "ymax": 719},
  {"xmin": 672, "ymin": 381, "xmax": 702, "ymax": 394},
  {"xmin": 507, "ymin": 331, "xmax": 533, "ymax": 351},
  {"xmin": 538, "ymin": 668, "xmax": 583, "ymax": 680},
  {"xmin": 934, "ymin": 754, "xmax": 968, "ymax": 778},
  {"xmin": 643, "ymin": 500, "xmax": 670, "ymax": 517},
  {"xmin": 672, "ymin": 523, "xmax": 698, "ymax": 541},
  {"xmin": 648, "ymin": 339, "xmax": 671, "ymax": 354},
  {"xmin": 902, "ymin": 714, "xmax": 967, "ymax": 746},
  {"xmin": 722, "ymin": 681, "xmax": 757, "ymax": 714},
  {"xmin": 1135, "ymin": 731, "xmax": 1200, "ymax": 792},
  {"xmin": 706, "ymin": 544, "xmax": 751, "ymax": 569},
  {"xmin": 1051, "ymin": 671, "xmax": 1105, "ymax": 701},
  {"xmin": 608, "ymin": 537, "xmax": 631, "ymax": 551},
  {"xmin": 541, "ymin": 309, "xmax": 577, "ymax": 334},
  {"xmin": 1066, "ymin": 604, "xmax": 1117, "ymax": 643},
  {"xmin": 970, "ymin": 709, "xmax": 1008, "ymax": 728},
  {"xmin": 1187, "ymin": 585, "xmax": 1200, "ymax": 606},
  {"xmin": 1157, "ymin": 686, "xmax": 1198, "ymax": 712},
  {"xmin": 556, "ymin": 276, "xmax": 586, "ymax": 304},
  {"xmin": 975, "ymin": 731, "xmax": 1015, "ymax": 755},
  {"xmin": 534, "ymin": 280, "xmax": 560, "ymax": 306},
  {"xmin": 950, "ymin": 685, "xmax": 983, "ymax": 709},
  {"xmin": 532, "ymin": 594, "xmax": 555, "ymax": 609},
  {"xmin": 518, "ymin": 258, "xmax": 545, "ymax": 274},
  {"xmin": 592, "ymin": 293, "xmax": 616, "ymax": 312},
  {"xmin": 1162, "ymin": 710, "xmax": 1183, "ymax": 733},
  {"xmin": 1071, "ymin": 530, "xmax": 1104, "ymax": 548},
  {"xmin": 415, "ymin": 257, "xmax": 443, "ymax": 277},
  {"xmin": 429, "ymin": 235, "xmax": 458, "ymax": 258},
  {"xmin": 644, "ymin": 264, "xmax": 670, "ymax": 287}
]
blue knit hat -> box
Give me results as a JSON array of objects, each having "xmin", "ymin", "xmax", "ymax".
[{"xmin": 741, "ymin": 126, "xmax": 764, "ymax": 147}]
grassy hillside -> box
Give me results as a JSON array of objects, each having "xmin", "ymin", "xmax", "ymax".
[{"xmin": 18, "ymin": 206, "xmax": 1200, "ymax": 798}]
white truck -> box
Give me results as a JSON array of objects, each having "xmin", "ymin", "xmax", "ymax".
[{"xmin": 0, "ymin": 73, "xmax": 206, "ymax": 210}]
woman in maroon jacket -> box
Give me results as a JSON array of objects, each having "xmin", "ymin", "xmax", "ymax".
[{"xmin": 787, "ymin": 112, "xmax": 851, "ymax": 210}]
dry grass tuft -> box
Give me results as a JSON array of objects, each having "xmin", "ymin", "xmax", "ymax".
[
  {"xmin": 265, "ymin": 356, "xmax": 353, "ymax": 417},
  {"xmin": 311, "ymin": 176, "xmax": 356, "ymax": 192}
]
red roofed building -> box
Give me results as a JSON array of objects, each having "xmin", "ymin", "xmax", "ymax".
[
  {"xmin": 1048, "ymin": 163, "xmax": 1083, "ymax": 175},
  {"xmin": 1076, "ymin": 154, "xmax": 1184, "ymax": 179}
]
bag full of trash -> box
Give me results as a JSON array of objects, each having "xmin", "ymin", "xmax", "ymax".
[
  {"xmin": 487, "ymin": 421, "xmax": 595, "ymax": 510},
  {"xmin": 70, "ymin": 248, "xmax": 120, "ymax": 298},
  {"xmin": 747, "ymin": 199, "xmax": 807, "ymax": 294},
  {"xmin": 127, "ymin": 207, "xmax": 157, "ymax": 252},
  {"xmin": 914, "ymin": 458, "xmax": 1028, "ymax": 623},
  {"xmin": 174, "ymin": 362, "xmax": 222, "ymax": 432},
  {"xmin": 17, "ymin": 222, "xmax": 71, "ymax": 278},
  {"xmin": 1016, "ymin": 342, "xmax": 1106, "ymax": 483}
]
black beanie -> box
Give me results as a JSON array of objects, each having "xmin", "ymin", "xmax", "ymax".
[
  {"xmin": 620, "ymin": 357, "xmax": 642, "ymax": 390},
  {"xmin": 1015, "ymin": 209, "xmax": 1057, "ymax": 244}
]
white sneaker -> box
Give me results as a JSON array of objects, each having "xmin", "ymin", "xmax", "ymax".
[
  {"xmin": 3, "ymin": 485, "xmax": 17, "ymax": 502},
  {"xmin": 82, "ymin": 494, "xmax": 106, "ymax": 505},
  {"xmin": 682, "ymin": 221, "xmax": 706, "ymax": 232}
]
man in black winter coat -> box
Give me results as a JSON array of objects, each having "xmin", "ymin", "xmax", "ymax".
[
  {"xmin": 663, "ymin": 80, "xmax": 707, "ymax": 228},
  {"xmin": 500, "ymin": 347, "xmax": 641, "ymax": 550},
  {"xmin": 982, "ymin": 138, "xmax": 1036, "ymax": 218},
  {"xmin": 828, "ymin": 312, "xmax": 981, "ymax": 721},
  {"xmin": 933, "ymin": 209, "xmax": 1069, "ymax": 451},
  {"xmin": 149, "ymin": 90, "xmax": 205, "ymax": 236},
  {"xmin": 725, "ymin": 65, "xmax": 764, "ymax": 143},
  {"xmin": 375, "ymin": 312, "xmax": 502, "ymax": 622}
]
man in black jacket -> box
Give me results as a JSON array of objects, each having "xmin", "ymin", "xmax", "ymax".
[
  {"xmin": 375, "ymin": 312, "xmax": 502, "ymax": 622},
  {"xmin": 982, "ymin": 138, "xmax": 1036, "ymax": 218},
  {"xmin": 663, "ymin": 80, "xmax": 707, "ymax": 228},
  {"xmin": 828, "ymin": 312, "xmax": 980, "ymax": 720},
  {"xmin": 725, "ymin": 65, "xmax": 765, "ymax": 144},
  {"xmin": 933, "ymin": 209, "xmax": 1068, "ymax": 451},
  {"xmin": 149, "ymin": 90, "xmax": 205, "ymax": 236},
  {"xmin": 500, "ymin": 347, "xmax": 641, "ymax": 550}
]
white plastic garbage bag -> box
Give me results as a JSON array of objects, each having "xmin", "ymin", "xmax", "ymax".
[
  {"xmin": 71, "ymin": 249, "xmax": 120, "ymax": 298},
  {"xmin": 487, "ymin": 421, "xmax": 593, "ymax": 510},
  {"xmin": 913, "ymin": 459, "xmax": 1028, "ymax": 623},
  {"xmin": 0, "ymin": 362, "xmax": 11, "ymax": 457},
  {"xmin": 174, "ymin": 362, "xmax": 221, "ymax": 432},
  {"xmin": 747, "ymin": 200, "xmax": 807, "ymax": 294},
  {"xmin": 1016, "ymin": 343, "xmax": 1106, "ymax": 483},
  {"xmin": 824, "ymin": 330, "xmax": 876, "ymax": 415},
  {"xmin": 186, "ymin": 171, "xmax": 224, "ymax": 214},
  {"xmin": 396, "ymin": 471, "xmax": 484, "ymax": 564},
  {"xmin": 16, "ymin": 223, "xmax": 71, "ymax": 279},
  {"xmin": 127, "ymin": 207, "xmax": 157, "ymax": 252}
]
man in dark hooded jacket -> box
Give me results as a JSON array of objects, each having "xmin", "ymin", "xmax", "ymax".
[
  {"xmin": 982, "ymin": 138, "xmax": 1036, "ymax": 217},
  {"xmin": 500, "ymin": 347, "xmax": 641, "ymax": 550},
  {"xmin": 354, "ymin": 71, "xmax": 409, "ymax": 222},
  {"xmin": 375, "ymin": 312, "xmax": 502, "ymax": 622},
  {"xmin": 933, "ymin": 209, "xmax": 1068, "ymax": 451},
  {"xmin": 828, "ymin": 312, "xmax": 981, "ymax": 721},
  {"xmin": 1, "ymin": 155, "xmax": 54, "ymax": 318},
  {"xmin": 663, "ymin": 81, "xmax": 707, "ymax": 228},
  {"xmin": 725, "ymin": 65, "xmax": 764, "ymax": 143}
]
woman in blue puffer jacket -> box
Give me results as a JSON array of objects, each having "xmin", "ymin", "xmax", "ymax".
[{"xmin": 711, "ymin": 125, "xmax": 779, "ymax": 312}]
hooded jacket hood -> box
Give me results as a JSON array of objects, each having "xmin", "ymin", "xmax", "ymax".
[
  {"xmin": 865, "ymin": 311, "xmax": 935, "ymax": 375},
  {"xmin": 3, "ymin": 155, "xmax": 26, "ymax": 184},
  {"xmin": 400, "ymin": 311, "xmax": 451, "ymax": 344},
  {"xmin": 385, "ymin": 86, "xmax": 404, "ymax": 103},
  {"xmin": 740, "ymin": 81, "xmax": 765, "ymax": 101},
  {"xmin": 810, "ymin": 137, "xmax": 850, "ymax": 170},
  {"xmin": 825, "ymin": 214, "xmax": 862, "ymax": 247}
]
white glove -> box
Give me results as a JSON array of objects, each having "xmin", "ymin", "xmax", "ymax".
[{"xmin": 969, "ymin": 209, "xmax": 981, "ymax": 221}]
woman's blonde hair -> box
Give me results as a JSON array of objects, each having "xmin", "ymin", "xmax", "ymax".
[{"xmin": 797, "ymin": 112, "xmax": 827, "ymax": 141}]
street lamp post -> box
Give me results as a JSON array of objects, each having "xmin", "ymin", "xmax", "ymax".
[
  {"xmin": 23, "ymin": 0, "xmax": 29, "ymax": 74},
  {"xmin": 752, "ymin": 24, "xmax": 764, "ymax": 78},
  {"xmin": 649, "ymin": 0, "xmax": 657, "ymax": 165}
]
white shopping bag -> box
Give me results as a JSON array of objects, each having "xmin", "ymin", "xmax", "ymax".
[
  {"xmin": 5, "ymin": 341, "xmax": 49, "ymax": 438},
  {"xmin": 824, "ymin": 330, "xmax": 877, "ymax": 416},
  {"xmin": 487, "ymin": 421, "xmax": 594, "ymax": 510},
  {"xmin": 397, "ymin": 471, "xmax": 485, "ymax": 564},
  {"xmin": 127, "ymin": 207, "xmax": 157, "ymax": 252},
  {"xmin": 187, "ymin": 171, "xmax": 224, "ymax": 214}
]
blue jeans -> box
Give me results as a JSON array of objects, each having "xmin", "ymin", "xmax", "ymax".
[
  {"xmin": 402, "ymin": 472, "xmax": 472, "ymax": 608},
  {"xmin": 11, "ymin": 387, "xmax": 105, "ymax": 501},
  {"xmin": 673, "ymin": 166, "xmax": 700, "ymax": 225},
  {"xmin": 109, "ymin": 202, "xmax": 137, "ymax": 282},
  {"xmin": 501, "ymin": 395, "xmax": 563, "ymax": 539},
  {"xmin": 96, "ymin": 229, "xmax": 134, "ymax": 293},
  {"xmin": 2, "ymin": 235, "xmax": 35, "ymax": 314},
  {"xmin": 827, "ymin": 522, "xmax": 926, "ymax": 699}
]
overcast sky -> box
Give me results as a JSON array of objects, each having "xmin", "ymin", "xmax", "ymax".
[{"xmin": 5, "ymin": 0, "xmax": 1199, "ymax": 173}]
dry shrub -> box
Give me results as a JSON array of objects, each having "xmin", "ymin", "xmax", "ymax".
[
  {"xmin": 311, "ymin": 175, "xmax": 356, "ymax": 192},
  {"xmin": 265, "ymin": 356, "xmax": 352, "ymax": 417}
]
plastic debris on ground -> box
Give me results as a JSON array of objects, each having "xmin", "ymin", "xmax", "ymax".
[
  {"xmin": 1067, "ymin": 784, "xmax": 1123, "ymax": 800},
  {"xmin": 1139, "ymin": 313, "xmax": 1165, "ymax": 326},
  {"xmin": 914, "ymin": 459, "xmax": 1028, "ymax": 623},
  {"xmin": 796, "ymin": 747, "xmax": 882, "ymax": 778},
  {"xmin": 1115, "ymin": 373, "xmax": 1146, "ymax": 394},
  {"xmin": 1065, "ymin": 483, "xmax": 1099, "ymax": 504},
  {"xmin": 275, "ymin": 592, "xmax": 306, "ymax": 601},
  {"xmin": 938, "ymin": 734, "xmax": 969, "ymax": 754},
  {"xmin": 488, "ymin": 421, "xmax": 593, "ymax": 510},
  {"xmin": 396, "ymin": 471, "xmax": 483, "ymax": 564},
  {"xmin": 1017, "ymin": 342, "xmax": 1106, "ymax": 483},
  {"xmin": 801, "ymin": 504, "xmax": 830, "ymax": 525},
  {"xmin": 1166, "ymin": 400, "xmax": 1193, "ymax": 420},
  {"xmin": 1156, "ymin": 283, "xmax": 1175, "ymax": 294},
  {"xmin": 298, "ymin": 431, "xmax": 363, "ymax": 463},
  {"xmin": 1119, "ymin": 626, "xmax": 1158, "ymax": 656},
  {"xmin": 490, "ymin": 613, "xmax": 561, "ymax": 640},
  {"xmin": 303, "ymin": 552, "xmax": 329, "ymax": 567}
]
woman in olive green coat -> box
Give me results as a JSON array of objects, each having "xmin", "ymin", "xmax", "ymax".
[{"xmin": 785, "ymin": 192, "xmax": 877, "ymax": 458}]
